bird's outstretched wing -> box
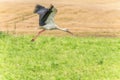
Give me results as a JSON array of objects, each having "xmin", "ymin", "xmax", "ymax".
[
  {"xmin": 36, "ymin": 5, "xmax": 48, "ymax": 17},
  {"xmin": 34, "ymin": 4, "xmax": 48, "ymax": 15},
  {"xmin": 34, "ymin": 4, "xmax": 48, "ymax": 26},
  {"xmin": 45, "ymin": 5, "xmax": 57, "ymax": 24},
  {"xmin": 34, "ymin": 4, "xmax": 57, "ymax": 26}
]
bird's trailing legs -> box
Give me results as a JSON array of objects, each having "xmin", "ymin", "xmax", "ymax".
[
  {"xmin": 57, "ymin": 27, "xmax": 74, "ymax": 35},
  {"xmin": 31, "ymin": 29, "xmax": 45, "ymax": 42}
]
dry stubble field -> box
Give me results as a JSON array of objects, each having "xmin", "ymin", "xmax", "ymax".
[{"xmin": 0, "ymin": 0, "xmax": 120, "ymax": 37}]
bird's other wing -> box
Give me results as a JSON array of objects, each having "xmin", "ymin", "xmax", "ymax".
[
  {"xmin": 45, "ymin": 5, "xmax": 58, "ymax": 24},
  {"xmin": 38, "ymin": 9, "xmax": 48, "ymax": 26},
  {"xmin": 37, "ymin": 7, "xmax": 48, "ymax": 16},
  {"xmin": 34, "ymin": 4, "xmax": 48, "ymax": 14},
  {"xmin": 35, "ymin": 5, "xmax": 49, "ymax": 26}
]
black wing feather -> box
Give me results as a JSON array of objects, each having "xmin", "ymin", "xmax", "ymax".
[
  {"xmin": 35, "ymin": 4, "xmax": 54, "ymax": 26},
  {"xmin": 40, "ymin": 5, "xmax": 54, "ymax": 25}
]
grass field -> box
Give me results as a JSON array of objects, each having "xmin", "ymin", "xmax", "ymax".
[{"xmin": 0, "ymin": 33, "xmax": 120, "ymax": 80}]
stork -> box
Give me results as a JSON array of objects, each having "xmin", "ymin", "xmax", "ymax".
[{"xmin": 31, "ymin": 4, "xmax": 73, "ymax": 41}]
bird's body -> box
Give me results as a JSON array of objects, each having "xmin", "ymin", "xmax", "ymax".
[
  {"xmin": 34, "ymin": 4, "xmax": 57, "ymax": 29},
  {"xmin": 31, "ymin": 4, "xmax": 73, "ymax": 41}
]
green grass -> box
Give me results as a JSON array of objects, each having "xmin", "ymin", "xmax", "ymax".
[{"xmin": 0, "ymin": 33, "xmax": 120, "ymax": 80}]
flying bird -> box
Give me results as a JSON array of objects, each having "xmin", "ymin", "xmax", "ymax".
[{"xmin": 31, "ymin": 4, "xmax": 73, "ymax": 41}]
